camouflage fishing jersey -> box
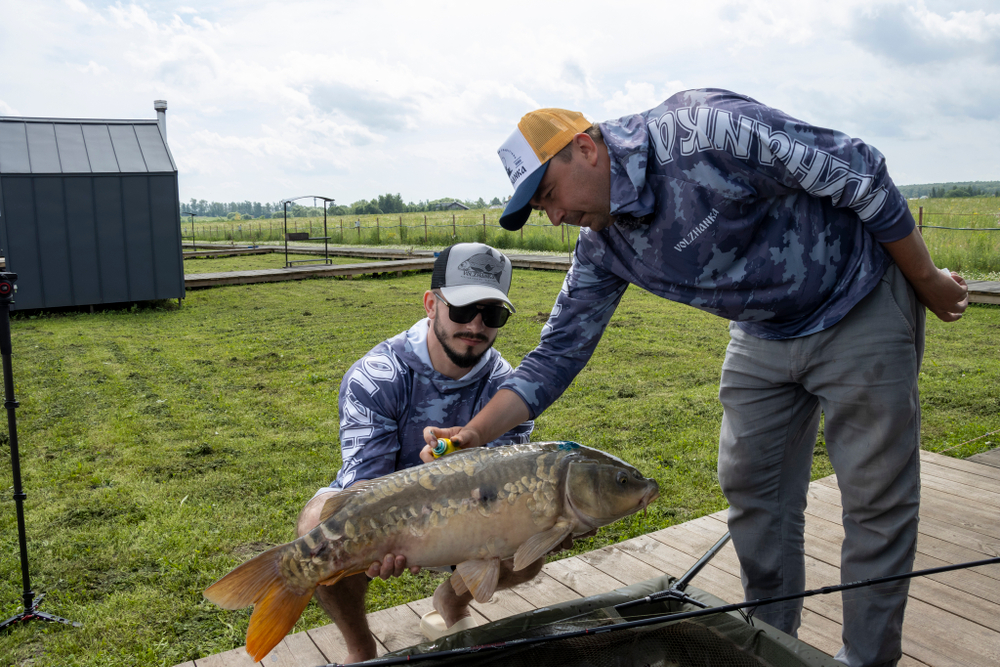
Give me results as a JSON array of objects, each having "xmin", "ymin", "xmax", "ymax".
[
  {"xmin": 500, "ymin": 88, "xmax": 916, "ymax": 418},
  {"xmin": 330, "ymin": 319, "xmax": 534, "ymax": 489}
]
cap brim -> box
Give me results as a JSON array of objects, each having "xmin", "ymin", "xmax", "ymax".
[
  {"xmin": 439, "ymin": 285, "xmax": 515, "ymax": 313},
  {"xmin": 498, "ymin": 162, "xmax": 547, "ymax": 231}
]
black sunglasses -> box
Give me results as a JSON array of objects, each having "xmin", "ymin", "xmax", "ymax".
[{"xmin": 435, "ymin": 293, "xmax": 511, "ymax": 328}]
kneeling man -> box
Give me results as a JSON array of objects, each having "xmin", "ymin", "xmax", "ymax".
[{"xmin": 297, "ymin": 243, "xmax": 535, "ymax": 662}]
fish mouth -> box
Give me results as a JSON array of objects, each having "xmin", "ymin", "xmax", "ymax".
[{"xmin": 639, "ymin": 484, "xmax": 660, "ymax": 517}]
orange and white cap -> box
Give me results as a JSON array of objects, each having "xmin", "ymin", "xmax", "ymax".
[{"xmin": 497, "ymin": 108, "xmax": 592, "ymax": 231}]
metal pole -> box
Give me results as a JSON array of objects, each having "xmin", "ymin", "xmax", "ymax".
[{"xmin": 0, "ymin": 272, "xmax": 79, "ymax": 633}]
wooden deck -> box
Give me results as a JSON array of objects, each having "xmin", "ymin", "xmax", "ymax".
[{"xmin": 175, "ymin": 450, "xmax": 1000, "ymax": 667}]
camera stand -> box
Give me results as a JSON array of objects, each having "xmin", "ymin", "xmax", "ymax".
[{"xmin": 0, "ymin": 272, "xmax": 79, "ymax": 632}]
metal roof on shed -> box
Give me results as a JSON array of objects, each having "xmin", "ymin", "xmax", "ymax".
[{"xmin": 0, "ymin": 117, "xmax": 176, "ymax": 175}]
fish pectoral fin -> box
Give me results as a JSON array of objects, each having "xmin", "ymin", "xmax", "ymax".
[
  {"xmin": 449, "ymin": 570, "xmax": 469, "ymax": 597},
  {"xmin": 512, "ymin": 520, "xmax": 573, "ymax": 571},
  {"xmin": 455, "ymin": 558, "xmax": 501, "ymax": 603}
]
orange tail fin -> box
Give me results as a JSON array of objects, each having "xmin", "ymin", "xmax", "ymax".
[{"xmin": 203, "ymin": 545, "xmax": 315, "ymax": 662}]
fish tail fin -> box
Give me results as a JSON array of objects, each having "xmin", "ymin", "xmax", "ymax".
[{"xmin": 204, "ymin": 545, "xmax": 314, "ymax": 662}]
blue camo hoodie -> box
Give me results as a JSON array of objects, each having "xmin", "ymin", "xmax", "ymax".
[
  {"xmin": 331, "ymin": 319, "xmax": 533, "ymax": 489},
  {"xmin": 500, "ymin": 88, "xmax": 915, "ymax": 418}
]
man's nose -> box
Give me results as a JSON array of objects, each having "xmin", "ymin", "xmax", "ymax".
[{"xmin": 546, "ymin": 207, "xmax": 564, "ymax": 226}]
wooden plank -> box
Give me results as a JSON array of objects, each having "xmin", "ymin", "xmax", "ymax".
[
  {"xmin": 505, "ymin": 570, "xmax": 586, "ymax": 609},
  {"xmin": 920, "ymin": 449, "xmax": 1000, "ymax": 483},
  {"xmin": 406, "ymin": 596, "xmax": 491, "ymax": 630},
  {"xmin": 192, "ymin": 647, "xmax": 256, "ymax": 667},
  {"xmin": 365, "ymin": 604, "xmax": 425, "ymax": 652},
  {"xmin": 899, "ymin": 596, "xmax": 1000, "ymax": 667},
  {"xmin": 306, "ymin": 622, "xmax": 389, "ymax": 664},
  {"xmin": 541, "ymin": 555, "xmax": 624, "ymax": 598},
  {"xmin": 919, "ymin": 470, "xmax": 1000, "ymax": 508},
  {"xmin": 920, "ymin": 457, "xmax": 1000, "ymax": 494},
  {"xmin": 575, "ymin": 544, "xmax": 666, "ymax": 586},
  {"xmin": 812, "ymin": 478, "xmax": 1000, "ymax": 541},
  {"xmin": 263, "ymin": 632, "xmax": 328, "ymax": 667},
  {"xmin": 467, "ymin": 587, "xmax": 535, "ymax": 622},
  {"xmin": 615, "ymin": 532, "xmax": 696, "ymax": 578},
  {"xmin": 917, "ymin": 515, "xmax": 1000, "ymax": 558},
  {"xmin": 796, "ymin": 608, "xmax": 844, "ymax": 657}
]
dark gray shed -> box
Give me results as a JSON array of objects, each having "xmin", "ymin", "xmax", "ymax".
[{"xmin": 0, "ymin": 101, "xmax": 185, "ymax": 310}]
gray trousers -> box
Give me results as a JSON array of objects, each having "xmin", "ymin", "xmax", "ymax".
[{"xmin": 718, "ymin": 263, "xmax": 925, "ymax": 667}]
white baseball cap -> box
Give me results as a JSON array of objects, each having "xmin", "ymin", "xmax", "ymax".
[
  {"xmin": 497, "ymin": 108, "xmax": 592, "ymax": 231},
  {"xmin": 430, "ymin": 243, "xmax": 515, "ymax": 312}
]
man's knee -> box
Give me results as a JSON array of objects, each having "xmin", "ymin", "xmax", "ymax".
[{"xmin": 298, "ymin": 490, "xmax": 338, "ymax": 537}]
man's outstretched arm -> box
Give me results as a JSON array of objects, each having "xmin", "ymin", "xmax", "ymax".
[{"xmin": 420, "ymin": 389, "xmax": 530, "ymax": 462}]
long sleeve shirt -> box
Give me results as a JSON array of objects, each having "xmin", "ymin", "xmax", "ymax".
[{"xmin": 500, "ymin": 88, "xmax": 915, "ymax": 418}]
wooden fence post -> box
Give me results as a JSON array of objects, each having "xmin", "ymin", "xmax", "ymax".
[
  {"xmin": 340, "ymin": 217, "xmax": 343, "ymax": 242},
  {"xmin": 400, "ymin": 215, "xmax": 403, "ymax": 242},
  {"xmin": 376, "ymin": 217, "xmax": 380, "ymax": 243},
  {"xmin": 424, "ymin": 214, "xmax": 428, "ymax": 242},
  {"xmin": 453, "ymin": 213, "xmax": 456, "ymax": 237},
  {"xmin": 483, "ymin": 213, "xmax": 486, "ymax": 240},
  {"xmin": 918, "ymin": 206, "xmax": 923, "ymax": 235}
]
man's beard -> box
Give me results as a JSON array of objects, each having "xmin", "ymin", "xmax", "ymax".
[{"xmin": 433, "ymin": 316, "xmax": 494, "ymax": 368}]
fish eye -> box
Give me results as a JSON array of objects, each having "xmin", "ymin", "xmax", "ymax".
[{"xmin": 617, "ymin": 472, "xmax": 628, "ymax": 485}]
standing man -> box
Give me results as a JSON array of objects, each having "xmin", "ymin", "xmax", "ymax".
[
  {"xmin": 424, "ymin": 90, "xmax": 968, "ymax": 667},
  {"xmin": 299, "ymin": 243, "xmax": 535, "ymax": 663}
]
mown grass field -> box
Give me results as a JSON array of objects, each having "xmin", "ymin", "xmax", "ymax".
[{"xmin": 1, "ymin": 265, "xmax": 998, "ymax": 667}]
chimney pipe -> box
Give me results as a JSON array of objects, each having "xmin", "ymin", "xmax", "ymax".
[{"xmin": 153, "ymin": 100, "xmax": 168, "ymax": 142}]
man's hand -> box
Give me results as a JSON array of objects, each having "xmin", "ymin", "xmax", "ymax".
[
  {"xmin": 419, "ymin": 425, "xmax": 483, "ymax": 463},
  {"xmin": 911, "ymin": 268, "xmax": 968, "ymax": 322},
  {"xmin": 881, "ymin": 231, "xmax": 968, "ymax": 323},
  {"xmin": 366, "ymin": 553, "xmax": 420, "ymax": 580}
]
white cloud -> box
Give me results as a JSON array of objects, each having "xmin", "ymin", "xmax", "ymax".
[
  {"xmin": 0, "ymin": 99, "xmax": 19, "ymax": 115},
  {"xmin": 602, "ymin": 81, "xmax": 686, "ymax": 118},
  {"xmin": 2, "ymin": 0, "xmax": 998, "ymax": 203}
]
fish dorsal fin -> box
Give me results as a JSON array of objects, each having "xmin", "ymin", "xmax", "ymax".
[
  {"xmin": 319, "ymin": 480, "xmax": 376, "ymax": 523},
  {"xmin": 455, "ymin": 558, "xmax": 501, "ymax": 603},
  {"xmin": 513, "ymin": 520, "xmax": 573, "ymax": 571}
]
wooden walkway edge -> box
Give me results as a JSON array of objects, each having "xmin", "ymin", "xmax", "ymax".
[{"xmin": 175, "ymin": 450, "xmax": 1000, "ymax": 667}]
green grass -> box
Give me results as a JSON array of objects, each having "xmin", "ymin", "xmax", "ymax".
[
  {"xmin": 1, "ymin": 270, "xmax": 999, "ymax": 667},
  {"xmin": 908, "ymin": 197, "xmax": 1000, "ymax": 275}
]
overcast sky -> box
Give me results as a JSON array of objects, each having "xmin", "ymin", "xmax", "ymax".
[{"xmin": 2, "ymin": 1, "xmax": 998, "ymax": 206}]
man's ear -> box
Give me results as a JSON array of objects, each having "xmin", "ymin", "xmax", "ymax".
[
  {"xmin": 423, "ymin": 291, "xmax": 437, "ymax": 319},
  {"xmin": 575, "ymin": 132, "xmax": 599, "ymax": 167}
]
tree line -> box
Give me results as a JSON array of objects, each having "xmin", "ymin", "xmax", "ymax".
[
  {"xmin": 181, "ymin": 194, "xmax": 506, "ymax": 219},
  {"xmin": 896, "ymin": 181, "xmax": 1000, "ymax": 199}
]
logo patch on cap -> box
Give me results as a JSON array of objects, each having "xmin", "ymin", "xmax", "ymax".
[{"xmin": 457, "ymin": 251, "xmax": 504, "ymax": 284}]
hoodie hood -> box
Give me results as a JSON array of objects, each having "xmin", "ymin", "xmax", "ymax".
[{"xmin": 600, "ymin": 113, "xmax": 657, "ymax": 220}]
